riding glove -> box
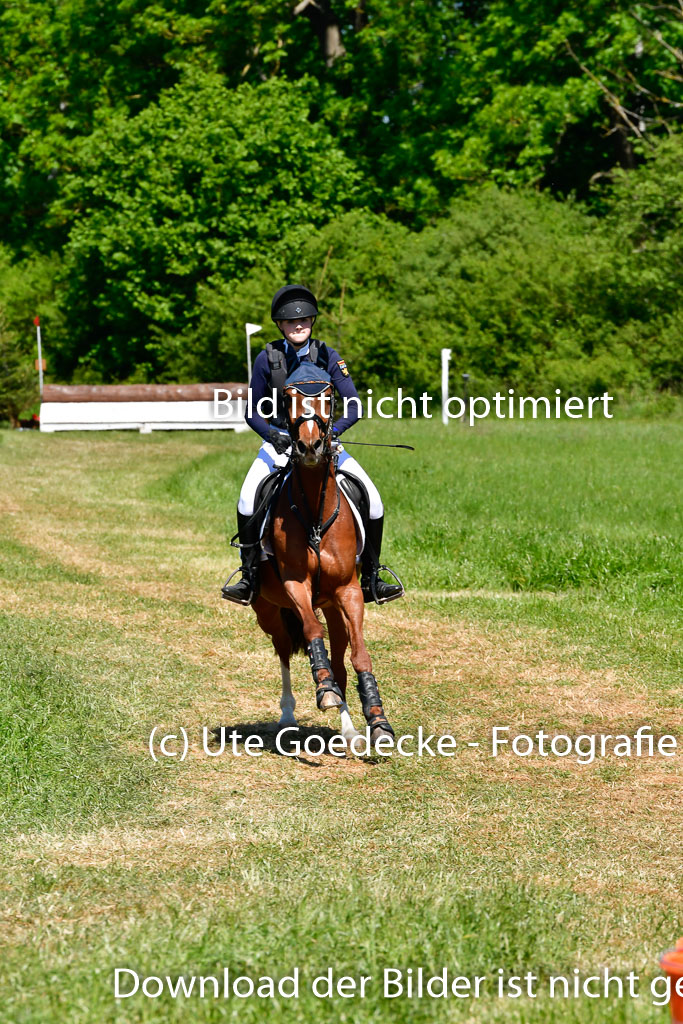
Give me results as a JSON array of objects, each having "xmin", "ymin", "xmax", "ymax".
[{"xmin": 268, "ymin": 428, "xmax": 291, "ymax": 455}]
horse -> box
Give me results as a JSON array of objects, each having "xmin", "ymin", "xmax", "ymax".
[{"xmin": 250, "ymin": 371, "xmax": 395, "ymax": 747}]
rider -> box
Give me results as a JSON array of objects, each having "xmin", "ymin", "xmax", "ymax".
[{"xmin": 221, "ymin": 283, "xmax": 404, "ymax": 607}]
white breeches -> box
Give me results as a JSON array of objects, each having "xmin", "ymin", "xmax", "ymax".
[{"xmin": 237, "ymin": 441, "xmax": 384, "ymax": 519}]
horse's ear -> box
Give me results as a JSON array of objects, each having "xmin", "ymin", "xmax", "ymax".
[{"xmin": 283, "ymin": 387, "xmax": 300, "ymax": 419}]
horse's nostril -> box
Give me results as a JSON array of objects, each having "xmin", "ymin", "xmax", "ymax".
[
  {"xmin": 297, "ymin": 440, "xmax": 307, "ymax": 454},
  {"xmin": 313, "ymin": 439, "xmax": 322, "ymax": 452}
]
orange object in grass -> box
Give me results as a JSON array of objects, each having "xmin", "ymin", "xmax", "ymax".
[{"xmin": 660, "ymin": 944, "xmax": 683, "ymax": 1023}]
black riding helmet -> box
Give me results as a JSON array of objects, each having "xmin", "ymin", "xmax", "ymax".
[{"xmin": 271, "ymin": 284, "xmax": 318, "ymax": 324}]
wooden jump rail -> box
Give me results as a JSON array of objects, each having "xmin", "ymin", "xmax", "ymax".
[
  {"xmin": 42, "ymin": 383, "xmax": 247, "ymax": 403},
  {"xmin": 39, "ymin": 382, "xmax": 249, "ymax": 433}
]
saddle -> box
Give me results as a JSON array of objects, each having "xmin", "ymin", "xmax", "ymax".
[{"xmin": 258, "ymin": 467, "xmax": 367, "ymax": 563}]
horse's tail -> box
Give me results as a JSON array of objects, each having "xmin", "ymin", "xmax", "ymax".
[{"xmin": 280, "ymin": 608, "xmax": 306, "ymax": 656}]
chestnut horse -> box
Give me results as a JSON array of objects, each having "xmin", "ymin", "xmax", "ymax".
[{"xmin": 251, "ymin": 376, "xmax": 394, "ymax": 746}]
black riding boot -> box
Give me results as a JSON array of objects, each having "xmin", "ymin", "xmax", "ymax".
[
  {"xmin": 360, "ymin": 515, "xmax": 404, "ymax": 604},
  {"xmin": 221, "ymin": 510, "xmax": 262, "ymax": 606}
]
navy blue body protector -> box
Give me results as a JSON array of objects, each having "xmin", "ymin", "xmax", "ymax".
[{"xmin": 265, "ymin": 338, "xmax": 329, "ymax": 431}]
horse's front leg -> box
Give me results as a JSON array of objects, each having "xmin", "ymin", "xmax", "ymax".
[
  {"xmin": 323, "ymin": 604, "xmax": 362, "ymax": 743},
  {"xmin": 335, "ymin": 583, "xmax": 394, "ymax": 743},
  {"xmin": 278, "ymin": 659, "xmax": 297, "ymax": 727},
  {"xmin": 252, "ymin": 596, "xmax": 298, "ymax": 728},
  {"xmin": 283, "ymin": 580, "xmax": 343, "ymax": 711}
]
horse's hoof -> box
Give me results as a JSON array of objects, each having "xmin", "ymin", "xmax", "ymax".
[
  {"xmin": 370, "ymin": 726, "xmax": 394, "ymax": 747},
  {"xmin": 341, "ymin": 729, "xmax": 363, "ymax": 744},
  {"xmin": 318, "ymin": 690, "xmax": 343, "ymax": 711}
]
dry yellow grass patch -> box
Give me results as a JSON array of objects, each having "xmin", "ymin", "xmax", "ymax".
[{"xmin": 9, "ymin": 823, "xmax": 243, "ymax": 870}]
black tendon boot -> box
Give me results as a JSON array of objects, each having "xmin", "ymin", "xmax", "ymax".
[
  {"xmin": 360, "ymin": 515, "xmax": 404, "ymax": 604},
  {"xmin": 221, "ymin": 510, "xmax": 262, "ymax": 605},
  {"xmin": 357, "ymin": 670, "xmax": 394, "ymax": 738}
]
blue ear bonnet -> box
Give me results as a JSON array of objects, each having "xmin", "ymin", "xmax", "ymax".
[{"xmin": 284, "ymin": 363, "xmax": 332, "ymax": 396}]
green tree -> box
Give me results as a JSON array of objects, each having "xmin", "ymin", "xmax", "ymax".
[
  {"xmin": 53, "ymin": 71, "xmax": 362, "ymax": 381},
  {"xmin": 598, "ymin": 132, "xmax": 683, "ymax": 390},
  {"xmin": 167, "ymin": 208, "xmax": 411, "ymax": 384},
  {"xmin": 277, "ymin": 180, "xmax": 682, "ymax": 398},
  {"xmin": 0, "ymin": 0, "xmax": 223, "ymax": 249},
  {"xmin": 212, "ymin": 0, "xmax": 683, "ymax": 213},
  {"xmin": 0, "ymin": 310, "xmax": 36, "ymax": 426},
  {"xmin": 0, "ymin": 0, "xmax": 681, "ymax": 391},
  {"xmin": 4, "ymin": 0, "xmax": 680, "ymax": 246}
]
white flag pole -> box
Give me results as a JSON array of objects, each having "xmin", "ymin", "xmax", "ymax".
[
  {"xmin": 34, "ymin": 316, "xmax": 44, "ymax": 397},
  {"xmin": 245, "ymin": 322, "xmax": 262, "ymax": 382},
  {"xmin": 441, "ymin": 348, "xmax": 451, "ymax": 426}
]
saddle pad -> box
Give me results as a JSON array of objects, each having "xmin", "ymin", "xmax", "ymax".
[{"xmin": 338, "ymin": 475, "xmax": 365, "ymax": 562}]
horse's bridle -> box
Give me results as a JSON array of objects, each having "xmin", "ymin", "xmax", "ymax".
[
  {"xmin": 285, "ymin": 384, "xmax": 339, "ymax": 601},
  {"xmin": 285, "ymin": 384, "xmax": 336, "ymax": 461}
]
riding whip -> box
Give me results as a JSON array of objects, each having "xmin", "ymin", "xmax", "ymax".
[{"xmin": 337, "ymin": 441, "xmax": 415, "ymax": 451}]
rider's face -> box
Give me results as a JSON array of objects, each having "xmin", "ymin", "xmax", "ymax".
[{"xmin": 278, "ymin": 317, "xmax": 313, "ymax": 348}]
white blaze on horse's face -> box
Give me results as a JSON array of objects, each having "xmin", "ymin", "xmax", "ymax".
[{"xmin": 284, "ymin": 386, "xmax": 333, "ymax": 468}]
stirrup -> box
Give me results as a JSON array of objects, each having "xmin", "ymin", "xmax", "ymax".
[
  {"xmin": 221, "ymin": 567, "xmax": 255, "ymax": 606},
  {"xmin": 367, "ymin": 565, "xmax": 405, "ymax": 605}
]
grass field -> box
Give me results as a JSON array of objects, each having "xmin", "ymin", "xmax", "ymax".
[{"xmin": 0, "ymin": 416, "xmax": 681, "ymax": 1023}]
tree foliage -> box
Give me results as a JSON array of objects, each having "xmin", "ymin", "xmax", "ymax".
[
  {"xmin": 0, "ymin": 0, "xmax": 681, "ymax": 404},
  {"xmin": 54, "ymin": 71, "xmax": 361, "ymax": 381},
  {"xmin": 0, "ymin": 310, "xmax": 36, "ymax": 426},
  {"xmin": 168, "ymin": 138, "xmax": 683, "ymax": 398}
]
